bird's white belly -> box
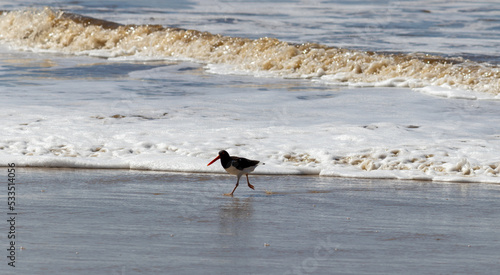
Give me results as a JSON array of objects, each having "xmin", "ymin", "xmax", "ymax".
[{"xmin": 224, "ymin": 164, "xmax": 256, "ymax": 176}]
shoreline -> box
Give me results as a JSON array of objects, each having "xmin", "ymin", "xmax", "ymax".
[
  {"xmin": 4, "ymin": 165, "xmax": 500, "ymax": 185},
  {"xmin": 3, "ymin": 167, "xmax": 499, "ymax": 274}
]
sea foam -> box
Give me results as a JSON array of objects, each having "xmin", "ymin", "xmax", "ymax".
[{"xmin": 1, "ymin": 7, "xmax": 500, "ymax": 184}]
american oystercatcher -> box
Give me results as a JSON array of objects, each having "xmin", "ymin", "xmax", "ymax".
[{"xmin": 207, "ymin": 150, "xmax": 261, "ymax": 196}]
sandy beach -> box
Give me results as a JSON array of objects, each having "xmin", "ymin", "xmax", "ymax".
[{"xmin": 2, "ymin": 168, "xmax": 498, "ymax": 274}]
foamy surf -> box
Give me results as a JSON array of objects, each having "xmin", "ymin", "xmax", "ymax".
[
  {"xmin": 0, "ymin": 7, "xmax": 499, "ymax": 95},
  {"xmin": 1, "ymin": 77, "xmax": 500, "ymax": 183},
  {"xmin": 3, "ymin": 140, "xmax": 500, "ymax": 183}
]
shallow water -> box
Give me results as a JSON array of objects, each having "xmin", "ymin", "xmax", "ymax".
[{"xmin": 5, "ymin": 168, "xmax": 500, "ymax": 274}]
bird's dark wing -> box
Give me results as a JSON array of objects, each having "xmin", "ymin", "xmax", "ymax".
[{"xmin": 231, "ymin": 156, "xmax": 259, "ymax": 170}]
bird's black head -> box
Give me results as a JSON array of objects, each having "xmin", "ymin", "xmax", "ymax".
[
  {"xmin": 207, "ymin": 150, "xmax": 232, "ymax": 167},
  {"xmin": 218, "ymin": 150, "xmax": 229, "ymax": 158}
]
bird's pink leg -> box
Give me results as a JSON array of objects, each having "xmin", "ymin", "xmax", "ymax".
[
  {"xmin": 246, "ymin": 174, "xmax": 255, "ymax": 190},
  {"xmin": 224, "ymin": 177, "xmax": 240, "ymax": 196}
]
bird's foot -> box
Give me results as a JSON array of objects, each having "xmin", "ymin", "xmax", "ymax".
[
  {"xmin": 223, "ymin": 193, "xmax": 234, "ymax": 196},
  {"xmin": 248, "ymin": 183, "xmax": 255, "ymax": 190}
]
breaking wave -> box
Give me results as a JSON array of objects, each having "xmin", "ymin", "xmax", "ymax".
[{"xmin": 1, "ymin": 7, "xmax": 499, "ymax": 95}]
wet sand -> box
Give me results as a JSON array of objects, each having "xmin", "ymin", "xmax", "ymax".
[{"xmin": 4, "ymin": 168, "xmax": 500, "ymax": 274}]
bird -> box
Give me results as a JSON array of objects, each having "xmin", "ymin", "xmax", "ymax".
[{"xmin": 207, "ymin": 150, "xmax": 261, "ymax": 196}]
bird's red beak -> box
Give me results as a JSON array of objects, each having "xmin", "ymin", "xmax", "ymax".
[{"xmin": 207, "ymin": 155, "xmax": 220, "ymax": 166}]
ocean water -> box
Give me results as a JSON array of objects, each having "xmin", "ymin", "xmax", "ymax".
[{"xmin": 1, "ymin": 0, "xmax": 500, "ymax": 183}]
